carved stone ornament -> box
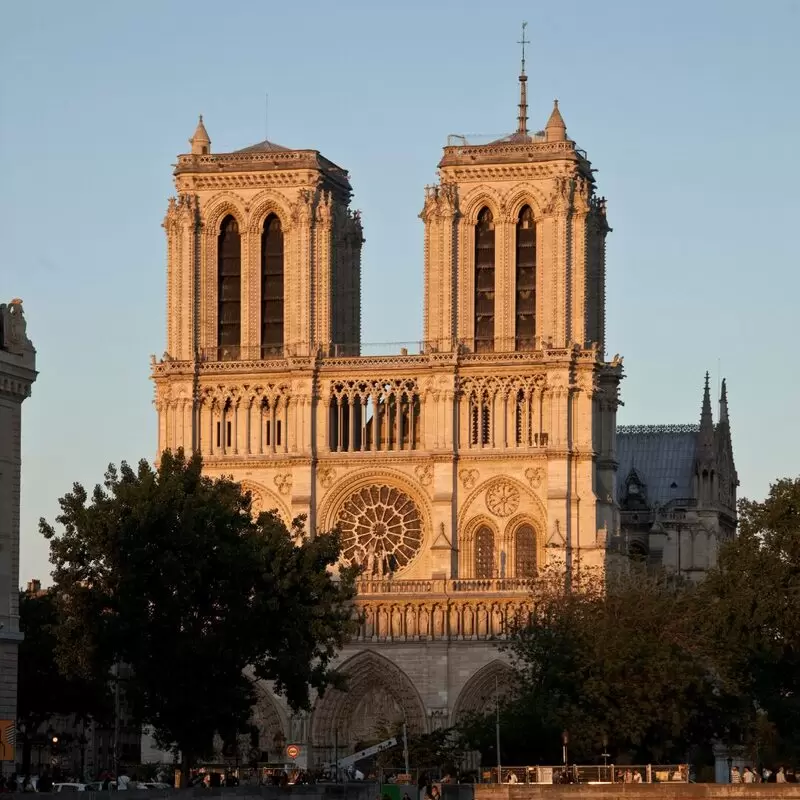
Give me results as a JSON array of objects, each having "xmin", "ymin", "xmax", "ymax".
[
  {"xmin": 414, "ymin": 463, "xmax": 433, "ymax": 487},
  {"xmin": 318, "ymin": 466, "xmax": 336, "ymax": 489},
  {"xmin": 274, "ymin": 473, "xmax": 292, "ymax": 496},
  {"xmin": 485, "ymin": 481, "xmax": 520, "ymax": 518},
  {"xmin": 524, "ymin": 467, "xmax": 546, "ymax": 489},
  {"xmin": 337, "ymin": 485, "xmax": 423, "ymax": 575},
  {"xmin": 459, "ymin": 469, "xmax": 479, "ymax": 490}
]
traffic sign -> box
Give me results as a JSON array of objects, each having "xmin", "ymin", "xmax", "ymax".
[{"xmin": 286, "ymin": 744, "xmax": 301, "ymax": 759}]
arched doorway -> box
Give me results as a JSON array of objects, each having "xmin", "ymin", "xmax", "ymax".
[
  {"xmin": 311, "ymin": 650, "xmax": 427, "ymax": 758},
  {"xmin": 451, "ymin": 660, "xmax": 515, "ymax": 725}
]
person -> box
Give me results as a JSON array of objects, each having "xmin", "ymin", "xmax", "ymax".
[
  {"xmin": 742, "ymin": 767, "xmax": 756, "ymax": 783},
  {"xmin": 762, "ymin": 768, "xmax": 772, "ymax": 782},
  {"xmin": 506, "ymin": 772, "xmax": 518, "ymax": 784},
  {"xmin": 730, "ymin": 766, "xmax": 742, "ymax": 783},
  {"xmin": 776, "ymin": 767, "xmax": 787, "ymax": 783},
  {"xmin": 38, "ymin": 769, "xmax": 53, "ymax": 793},
  {"xmin": 632, "ymin": 771, "xmax": 643, "ymax": 783}
]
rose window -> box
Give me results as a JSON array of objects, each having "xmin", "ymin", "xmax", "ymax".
[{"xmin": 337, "ymin": 485, "xmax": 423, "ymax": 575}]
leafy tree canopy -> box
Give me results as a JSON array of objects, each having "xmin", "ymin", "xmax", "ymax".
[
  {"xmin": 697, "ymin": 477, "xmax": 800, "ymax": 763},
  {"xmin": 40, "ymin": 449, "xmax": 357, "ymax": 772},
  {"xmin": 459, "ymin": 566, "xmax": 741, "ymax": 767}
]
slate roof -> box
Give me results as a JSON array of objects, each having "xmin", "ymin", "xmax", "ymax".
[
  {"xmin": 616, "ymin": 425, "xmax": 699, "ymax": 505},
  {"xmin": 235, "ymin": 140, "xmax": 291, "ymax": 153}
]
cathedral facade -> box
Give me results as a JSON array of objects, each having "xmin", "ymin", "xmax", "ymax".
[{"xmin": 151, "ymin": 66, "xmax": 733, "ymax": 764}]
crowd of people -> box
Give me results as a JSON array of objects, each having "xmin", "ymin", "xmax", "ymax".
[{"xmin": 731, "ymin": 765, "xmax": 798, "ymax": 783}]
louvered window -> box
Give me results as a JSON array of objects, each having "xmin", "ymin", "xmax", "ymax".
[
  {"xmin": 217, "ymin": 215, "xmax": 241, "ymax": 359},
  {"xmin": 515, "ymin": 524, "xmax": 536, "ymax": 577},
  {"xmin": 474, "ymin": 207, "xmax": 495, "ymax": 353},
  {"xmin": 261, "ymin": 214, "xmax": 284, "ymax": 357},
  {"xmin": 515, "ymin": 205, "xmax": 536, "ymax": 350},
  {"xmin": 475, "ymin": 526, "xmax": 495, "ymax": 579}
]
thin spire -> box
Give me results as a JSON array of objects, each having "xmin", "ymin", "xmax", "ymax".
[
  {"xmin": 516, "ymin": 21, "xmax": 529, "ymax": 136},
  {"xmin": 698, "ymin": 371, "xmax": 714, "ymax": 449},
  {"xmin": 719, "ymin": 378, "xmax": 729, "ymax": 425}
]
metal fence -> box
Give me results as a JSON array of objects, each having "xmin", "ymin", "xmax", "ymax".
[{"xmin": 482, "ymin": 765, "xmax": 689, "ymax": 784}]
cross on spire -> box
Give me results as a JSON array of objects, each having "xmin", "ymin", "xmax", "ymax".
[
  {"xmin": 518, "ymin": 20, "xmax": 529, "ymax": 75},
  {"xmin": 516, "ymin": 21, "xmax": 530, "ymax": 136}
]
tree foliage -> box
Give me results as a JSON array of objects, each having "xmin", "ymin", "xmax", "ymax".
[
  {"xmin": 697, "ymin": 477, "xmax": 800, "ymax": 763},
  {"xmin": 17, "ymin": 589, "xmax": 111, "ymax": 773},
  {"xmin": 460, "ymin": 566, "xmax": 741, "ymax": 766},
  {"xmin": 41, "ymin": 449, "xmax": 357, "ymax": 772}
]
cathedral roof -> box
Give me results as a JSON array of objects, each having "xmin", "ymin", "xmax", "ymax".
[
  {"xmin": 616, "ymin": 425, "xmax": 700, "ymax": 506},
  {"xmin": 235, "ymin": 139, "xmax": 291, "ymax": 153}
]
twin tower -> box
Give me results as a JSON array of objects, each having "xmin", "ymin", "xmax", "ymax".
[{"xmin": 152, "ymin": 70, "xmax": 623, "ymax": 752}]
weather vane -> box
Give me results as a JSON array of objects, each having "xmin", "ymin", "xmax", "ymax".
[{"xmin": 518, "ymin": 21, "xmax": 529, "ymax": 74}]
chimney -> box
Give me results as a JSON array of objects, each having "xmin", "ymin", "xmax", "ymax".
[{"xmin": 26, "ymin": 579, "xmax": 41, "ymax": 594}]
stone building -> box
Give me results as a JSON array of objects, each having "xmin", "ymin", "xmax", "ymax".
[
  {"xmin": 615, "ymin": 374, "xmax": 737, "ymax": 579},
  {"xmin": 0, "ymin": 299, "xmax": 37, "ymax": 773},
  {"xmin": 150, "ymin": 55, "xmax": 731, "ymax": 765}
]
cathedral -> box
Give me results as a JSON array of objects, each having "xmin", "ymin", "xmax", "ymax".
[{"xmin": 150, "ymin": 54, "xmax": 736, "ymax": 765}]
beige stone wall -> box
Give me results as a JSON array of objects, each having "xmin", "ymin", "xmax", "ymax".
[
  {"xmin": 152, "ymin": 127, "xmax": 622, "ymax": 761},
  {"xmin": 0, "ymin": 299, "xmax": 36, "ymax": 773}
]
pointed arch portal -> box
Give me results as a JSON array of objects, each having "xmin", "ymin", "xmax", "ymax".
[
  {"xmin": 452, "ymin": 659, "xmax": 515, "ymax": 724},
  {"xmin": 311, "ymin": 650, "xmax": 427, "ymax": 750}
]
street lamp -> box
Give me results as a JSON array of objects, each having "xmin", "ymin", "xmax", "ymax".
[
  {"xmin": 561, "ymin": 730, "xmax": 569, "ymax": 767},
  {"xmin": 601, "ymin": 734, "xmax": 610, "ymax": 768}
]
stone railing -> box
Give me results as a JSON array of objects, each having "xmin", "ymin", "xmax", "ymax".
[
  {"xmin": 356, "ymin": 578, "xmax": 536, "ymax": 596},
  {"xmin": 352, "ymin": 579, "xmax": 535, "ymax": 643}
]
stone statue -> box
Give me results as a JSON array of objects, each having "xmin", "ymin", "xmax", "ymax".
[{"xmin": 1, "ymin": 298, "xmax": 32, "ymax": 354}]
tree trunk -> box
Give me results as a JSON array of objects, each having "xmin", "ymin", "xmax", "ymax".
[
  {"xmin": 181, "ymin": 750, "xmax": 193, "ymax": 788},
  {"xmin": 21, "ymin": 737, "xmax": 32, "ymax": 777}
]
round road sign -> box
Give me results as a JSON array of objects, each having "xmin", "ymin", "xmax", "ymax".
[{"xmin": 286, "ymin": 744, "xmax": 300, "ymax": 759}]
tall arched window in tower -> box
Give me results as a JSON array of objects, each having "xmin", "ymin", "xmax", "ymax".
[
  {"xmin": 217, "ymin": 215, "xmax": 241, "ymax": 360},
  {"xmin": 261, "ymin": 214, "xmax": 284, "ymax": 357},
  {"xmin": 515, "ymin": 205, "xmax": 536, "ymax": 350},
  {"xmin": 515, "ymin": 524, "xmax": 536, "ymax": 577},
  {"xmin": 474, "ymin": 526, "xmax": 495, "ymax": 579},
  {"xmin": 474, "ymin": 207, "xmax": 495, "ymax": 353}
]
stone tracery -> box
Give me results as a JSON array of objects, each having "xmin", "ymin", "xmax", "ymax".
[{"xmin": 337, "ymin": 485, "xmax": 423, "ymax": 575}]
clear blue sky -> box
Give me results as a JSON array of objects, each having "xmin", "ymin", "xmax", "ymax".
[{"xmin": 3, "ymin": 0, "xmax": 798, "ymax": 584}]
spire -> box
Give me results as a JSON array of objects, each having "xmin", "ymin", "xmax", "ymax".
[
  {"xmin": 698, "ymin": 371, "xmax": 715, "ymax": 450},
  {"xmin": 545, "ymin": 99, "xmax": 567, "ymax": 142},
  {"xmin": 516, "ymin": 21, "xmax": 529, "ymax": 136},
  {"xmin": 189, "ymin": 115, "xmax": 211, "ymax": 155},
  {"xmin": 719, "ymin": 378, "xmax": 729, "ymax": 425}
]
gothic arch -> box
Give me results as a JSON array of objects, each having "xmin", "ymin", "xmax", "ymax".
[
  {"xmin": 203, "ymin": 192, "xmax": 248, "ymax": 233},
  {"xmin": 238, "ymin": 479, "xmax": 291, "ymax": 525},
  {"xmin": 504, "ymin": 515, "xmax": 540, "ymax": 577},
  {"xmin": 504, "ymin": 183, "xmax": 548, "ymax": 221},
  {"xmin": 459, "ymin": 514, "xmax": 498, "ymax": 578},
  {"xmin": 248, "ymin": 190, "xmax": 293, "ymax": 234},
  {"xmin": 459, "ymin": 186, "xmax": 505, "ymax": 225},
  {"xmin": 250, "ymin": 683, "xmax": 289, "ymax": 756},
  {"xmin": 451, "ymin": 659, "xmax": 515, "ymax": 724},
  {"xmin": 311, "ymin": 650, "xmax": 427, "ymax": 747},
  {"xmin": 457, "ymin": 475, "xmax": 546, "ymax": 539},
  {"xmin": 318, "ymin": 468, "xmax": 433, "ymax": 543}
]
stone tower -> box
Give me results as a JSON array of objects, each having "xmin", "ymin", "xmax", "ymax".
[
  {"xmin": 152, "ymin": 60, "xmax": 622, "ymax": 763},
  {"xmin": 0, "ymin": 299, "xmax": 36, "ymax": 774}
]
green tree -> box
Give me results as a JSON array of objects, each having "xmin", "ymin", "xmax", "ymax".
[
  {"xmin": 698, "ymin": 477, "xmax": 800, "ymax": 764},
  {"xmin": 17, "ymin": 589, "xmax": 111, "ymax": 774},
  {"xmin": 460, "ymin": 566, "xmax": 737, "ymax": 766},
  {"xmin": 41, "ymin": 449, "xmax": 357, "ymax": 777}
]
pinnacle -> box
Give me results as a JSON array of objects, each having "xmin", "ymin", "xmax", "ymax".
[{"xmin": 545, "ymin": 99, "xmax": 567, "ymax": 142}]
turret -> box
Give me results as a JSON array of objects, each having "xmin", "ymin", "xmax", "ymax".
[
  {"xmin": 545, "ymin": 100, "xmax": 567, "ymax": 142},
  {"xmin": 189, "ymin": 115, "xmax": 211, "ymax": 155}
]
